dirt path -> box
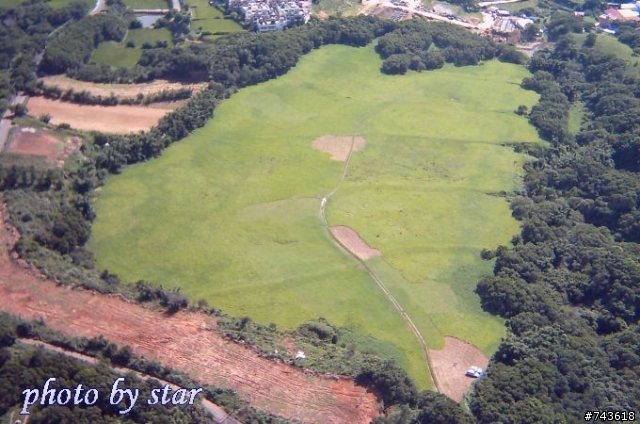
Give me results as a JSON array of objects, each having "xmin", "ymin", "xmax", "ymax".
[
  {"xmin": 17, "ymin": 339, "xmax": 239, "ymax": 424},
  {"xmin": 0, "ymin": 201, "xmax": 379, "ymax": 424},
  {"xmin": 318, "ymin": 135, "xmax": 440, "ymax": 392},
  {"xmin": 26, "ymin": 97, "xmax": 176, "ymax": 133}
]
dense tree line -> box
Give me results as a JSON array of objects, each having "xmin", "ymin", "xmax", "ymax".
[{"xmin": 465, "ymin": 16, "xmax": 640, "ymax": 423}]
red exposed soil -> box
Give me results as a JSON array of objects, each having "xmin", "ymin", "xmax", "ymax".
[
  {"xmin": 312, "ymin": 135, "xmax": 366, "ymax": 161},
  {"xmin": 26, "ymin": 97, "xmax": 177, "ymax": 133},
  {"xmin": 429, "ymin": 337, "xmax": 489, "ymax": 402},
  {"xmin": 0, "ymin": 202, "xmax": 380, "ymax": 424},
  {"xmin": 330, "ymin": 225, "xmax": 381, "ymax": 260},
  {"xmin": 6, "ymin": 127, "xmax": 82, "ymax": 167}
]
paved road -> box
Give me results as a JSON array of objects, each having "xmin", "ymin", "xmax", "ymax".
[
  {"xmin": 18, "ymin": 339, "xmax": 241, "ymax": 424},
  {"xmin": 171, "ymin": 0, "xmax": 181, "ymax": 11}
]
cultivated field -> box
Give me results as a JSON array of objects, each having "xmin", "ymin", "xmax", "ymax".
[
  {"xmin": 38, "ymin": 75, "xmax": 206, "ymax": 98},
  {"xmin": 90, "ymin": 44, "xmax": 541, "ymax": 388},
  {"xmin": 3, "ymin": 127, "xmax": 82, "ymax": 167},
  {"xmin": 27, "ymin": 96, "xmax": 179, "ymax": 133}
]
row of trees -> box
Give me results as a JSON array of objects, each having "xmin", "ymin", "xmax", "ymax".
[{"xmin": 30, "ymin": 81, "xmax": 193, "ymax": 106}]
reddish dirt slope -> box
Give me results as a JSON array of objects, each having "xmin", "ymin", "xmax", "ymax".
[{"xmin": 0, "ymin": 205, "xmax": 379, "ymax": 424}]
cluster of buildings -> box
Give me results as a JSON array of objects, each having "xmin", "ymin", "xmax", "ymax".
[
  {"xmin": 481, "ymin": 7, "xmax": 536, "ymax": 43},
  {"xmin": 598, "ymin": 2, "xmax": 640, "ymax": 32},
  {"xmin": 226, "ymin": 0, "xmax": 311, "ymax": 32}
]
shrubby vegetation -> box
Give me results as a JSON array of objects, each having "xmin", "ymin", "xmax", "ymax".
[{"xmin": 375, "ymin": 20, "xmax": 526, "ymax": 74}]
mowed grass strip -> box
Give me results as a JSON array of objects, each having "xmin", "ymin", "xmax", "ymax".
[{"xmin": 90, "ymin": 44, "xmax": 541, "ymax": 387}]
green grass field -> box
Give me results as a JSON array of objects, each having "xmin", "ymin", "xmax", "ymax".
[
  {"xmin": 123, "ymin": 0, "xmax": 169, "ymax": 9},
  {"xmin": 187, "ymin": 0, "xmax": 244, "ymax": 35},
  {"xmin": 90, "ymin": 44, "xmax": 541, "ymax": 388},
  {"xmin": 91, "ymin": 29, "xmax": 172, "ymax": 67},
  {"xmin": 313, "ymin": 0, "xmax": 360, "ymax": 17},
  {"xmin": 91, "ymin": 42, "xmax": 142, "ymax": 67},
  {"xmin": 125, "ymin": 28, "xmax": 173, "ymax": 45}
]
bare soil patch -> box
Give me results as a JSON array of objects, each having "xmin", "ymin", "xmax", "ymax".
[
  {"xmin": 312, "ymin": 135, "xmax": 365, "ymax": 161},
  {"xmin": 38, "ymin": 75, "xmax": 207, "ymax": 99},
  {"xmin": 429, "ymin": 336, "xmax": 489, "ymax": 402},
  {"xmin": 5, "ymin": 127, "xmax": 82, "ymax": 167},
  {"xmin": 27, "ymin": 97, "xmax": 177, "ymax": 133},
  {"xmin": 0, "ymin": 203, "xmax": 379, "ymax": 424},
  {"xmin": 330, "ymin": 225, "xmax": 381, "ymax": 261}
]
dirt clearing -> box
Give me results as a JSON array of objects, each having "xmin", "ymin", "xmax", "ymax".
[
  {"xmin": 312, "ymin": 135, "xmax": 365, "ymax": 161},
  {"xmin": 0, "ymin": 203, "xmax": 379, "ymax": 424},
  {"xmin": 27, "ymin": 97, "xmax": 177, "ymax": 133},
  {"xmin": 38, "ymin": 76, "xmax": 207, "ymax": 99},
  {"xmin": 429, "ymin": 337, "xmax": 489, "ymax": 402},
  {"xmin": 330, "ymin": 225, "xmax": 381, "ymax": 260},
  {"xmin": 5, "ymin": 127, "xmax": 82, "ymax": 167}
]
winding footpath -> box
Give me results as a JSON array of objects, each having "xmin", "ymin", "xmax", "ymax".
[{"xmin": 318, "ymin": 135, "xmax": 440, "ymax": 392}]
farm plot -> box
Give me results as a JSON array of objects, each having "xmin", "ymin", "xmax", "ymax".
[
  {"xmin": 26, "ymin": 97, "xmax": 178, "ymax": 133},
  {"xmin": 3, "ymin": 127, "xmax": 81, "ymax": 167},
  {"xmin": 90, "ymin": 44, "xmax": 542, "ymax": 388}
]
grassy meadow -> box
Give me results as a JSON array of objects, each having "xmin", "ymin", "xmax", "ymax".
[
  {"xmin": 91, "ymin": 28, "xmax": 172, "ymax": 67},
  {"xmin": 90, "ymin": 44, "xmax": 541, "ymax": 387},
  {"xmin": 187, "ymin": 0, "xmax": 244, "ymax": 36},
  {"xmin": 91, "ymin": 42, "xmax": 142, "ymax": 67}
]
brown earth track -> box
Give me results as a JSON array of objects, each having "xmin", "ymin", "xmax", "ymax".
[
  {"xmin": 0, "ymin": 202, "xmax": 380, "ymax": 424},
  {"xmin": 329, "ymin": 225, "xmax": 381, "ymax": 261},
  {"xmin": 38, "ymin": 76, "xmax": 207, "ymax": 99},
  {"xmin": 26, "ymin": 97, "xmax": 177, "ymax": 133},
  {"xmin": 429, "ymin": 336, "xmax": 489, "ymax": 402},
  {"xmin": 312, "ymin": 135, "xmax": 365, "ymax": 162}
]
